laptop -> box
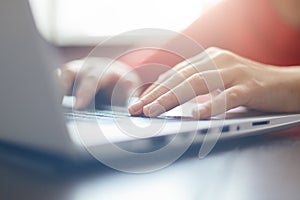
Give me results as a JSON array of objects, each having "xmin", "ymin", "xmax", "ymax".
[{"xmin": 1, "ymin": 0, "xmax": 300, "ymax": 172}]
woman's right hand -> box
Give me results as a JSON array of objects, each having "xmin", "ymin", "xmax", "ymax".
[
  {"xmin": 58, "ymin": 57, "xmax": 141, "ymax": 109},
  {"xmin": 129, "ymin": 47, "xmax": 300, "ymax": 119}
]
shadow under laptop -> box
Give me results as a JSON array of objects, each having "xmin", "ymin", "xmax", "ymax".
[{"xmin": 0, "ymin": 133, "xmax": 291, "ymax": 176}]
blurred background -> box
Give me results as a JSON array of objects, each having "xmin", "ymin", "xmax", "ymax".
[{"xmin": 29, "ymin": 0, "xmax": 220, "ymax": 46}]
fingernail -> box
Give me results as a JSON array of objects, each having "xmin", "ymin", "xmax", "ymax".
[
  {"xmin": 192, "ymin": 109, "xmax": 200, "ymax": 119},
  {"xmin": 128, "ymin": 100, "xmax": 143, "ymax": 115},
  {"xmin": 143, "ymin": 102, "xmax": 165, "ymax": 117},
  {"xmin": 192, "ymin": 105, "xmax": 207, "ymax": 119}
]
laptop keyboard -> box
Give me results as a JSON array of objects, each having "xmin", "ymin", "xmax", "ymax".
[{"xmin": 64, "ymin": 108, "xmax": 195, "ymax": 121}]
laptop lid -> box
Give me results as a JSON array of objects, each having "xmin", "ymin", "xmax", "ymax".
[{"xmin": 0, "ymin": 0, "xmax": 76, "ymax": 157}]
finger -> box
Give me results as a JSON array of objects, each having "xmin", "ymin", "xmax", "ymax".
[
  {"xmin": 60, "ymin": 69, "xmax": 76, "ymax": 95},
  {"xmin": 129, "ymin": 50, "xmax": 235, "ymax": 116},
  {"xmin": 74, "ymin": 76, "xmax": 99, "ymax": 109},
  {"xmin": 142, "ymin": 69, "xmax": 229, "ymax": 117},
  {"xmin": 60, "ymin": 61, "xmax": 82, "ymax": 95},
  {"xmin": 129, "ymin": 67, "xmax": 197, "ymax": 115},
  {"xmin": 140, "ymin": 59, "xmax": 197, "ymax": 96},
  {"xmin": 75, "ymin": 58, "xmax": 140, "ymax": 109},
  {"xmin": 140, "ymin": 51, "xmax": 213, "ymax": 97},
  {"xmin": 72, "ymin": 59, "xmax": 114, "ymax": 109},
  {"xmin": 140, "ymin": 68, "xmax": 176, "ymax": 97},
  {"xmin": 192, "ymin": 85, "xmax": 250, "ymax": 119},
  {"xmin": 74, "ymin": 71, "xmax": 118, "ymax": 109},
  {"xmin": 140, "ymin": 51, "xmax": 222, "ymax": 99},
  {"xmin": 130, "ymin": 63, "xmax": 212, "ymax": 115}
]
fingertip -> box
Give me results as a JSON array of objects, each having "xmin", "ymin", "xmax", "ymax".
[
  {"xmin": 60, "ymin": 70, "xmax": 74, "ymax": 95},
  {"xmin": 142, "ymin": 105, "xmax": 151, "ymax": 117},
  {"xmin": 192, "ymin": 109, "xmax": 201, "ymax": 119},
  {"xmin": 74, "ymin": 97, "xmax": 85, "ymax": 110},
  {"xmin": 128, "ymin": 106, "xmax": 143, "ymax": 116},
  {"xmin": 143, "ymin": 102, "xmax": 165, "ymax": 117},
  {"xmin": 192, "ymin": 105, "xmax": 209, "ymax": 119},
  {"xmin": 128, "ymin": 100, "xmax": 143, "ymax": 115}
]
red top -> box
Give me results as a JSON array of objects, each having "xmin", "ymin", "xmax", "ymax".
[
  {"xmin": 182, "ymin": 0, "xmax": 300, "ymax": 66},
  {"xmin": 121, "ymin": 0, "xmax": 300, "ymax": 71}
]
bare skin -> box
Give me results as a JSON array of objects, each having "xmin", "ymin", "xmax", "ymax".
[{"xmin": 128, "ymin": 47, "xmax": 300, "ymax": 119}]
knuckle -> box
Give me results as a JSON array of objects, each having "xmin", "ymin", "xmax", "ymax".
[
  {"xmin": 62, "ymin": 65, "xmax": 74, "ymax": 75},
  {"xmin": 171, "ymin": 70, "xmax": 186, "ymax": 82},
  {"xmin": 228, "ymin": 90, "xmax": 240, "ymax": 101},
  {"xmin": 227, "ymin": 88, "xmax": 245, "ymax": 104},
  {"xmin": 142, "ymin": 88, "xmax": 167, "ymax": 104},
  {"xmin": 179, "ymin": 68, "xmax": 193, "ymax": 78},
  {"xmin": 232, "ymin": 64, "xmax": 249, "ymax": 75},
  {"xmin": 157, "ymin": 93, "xmax": 177, "ymax": 107},
  {"xmin": 174, "ymin": 60, "xmax": 188, "ymax": 69},
  {"xmin": 150, "ymin": 90, "xmax": 161, "ymax": 98},
  {"xmin": 184, "ymin": 73, "xmax": 205, "ymax": 94},
  {"xmin": 62, "ymin": 61, "xmax": 83, "ymax": 77},
  {"xmin": 205, "ymin": 49, "xmax": 237, "ymax": 68},
  {"xmin": 206, "ymin": 47, "xmax": 221, "ymax": 53},
  {"xmin": 189, "ymin": 73, "xmax": 204, "ymax": 84},
  {"xmin": 214, "ymin": 50, "xmax": 234, "ymax": 61},
  {"xmin": 84, "ymin": 73, "xmax": 99, "ymax": 81},
  {"xmin": 81, "ymin": 75, "xmax": 99, "ymax": 87},
  {"xmin": 157, "ymin": 74, "xmax": 166, "ymax": 82}
]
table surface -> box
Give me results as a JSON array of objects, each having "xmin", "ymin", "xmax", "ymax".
[{"xmin": 1, "ymin": 127, "xmax": 300, "ymax": 200}]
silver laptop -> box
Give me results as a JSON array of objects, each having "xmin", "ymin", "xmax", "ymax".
[{"xmin": 1, "ymin": 0, "xmax": 300, "ymax": 172}]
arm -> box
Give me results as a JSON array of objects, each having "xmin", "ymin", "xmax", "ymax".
[
  {"xmin": 59, "ymin": 58, "xmax": 141, "ymax": 109},
  {"xmin": 128, "ymin": 0, "xmax": 300, "ymax": 117}
]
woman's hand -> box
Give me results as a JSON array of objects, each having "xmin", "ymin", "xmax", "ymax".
[
  {"xmin": 128, "ymin": 47, "xmax": 300, "ymax": 119},
  {"xmin": 58, "ymin": 57, "xmax": 141, "ymax": 109}
]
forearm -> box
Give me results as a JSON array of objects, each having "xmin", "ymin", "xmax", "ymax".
[{"xmin": 277, "ymin": 66, "xmax": 300, "ymax": 112}]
